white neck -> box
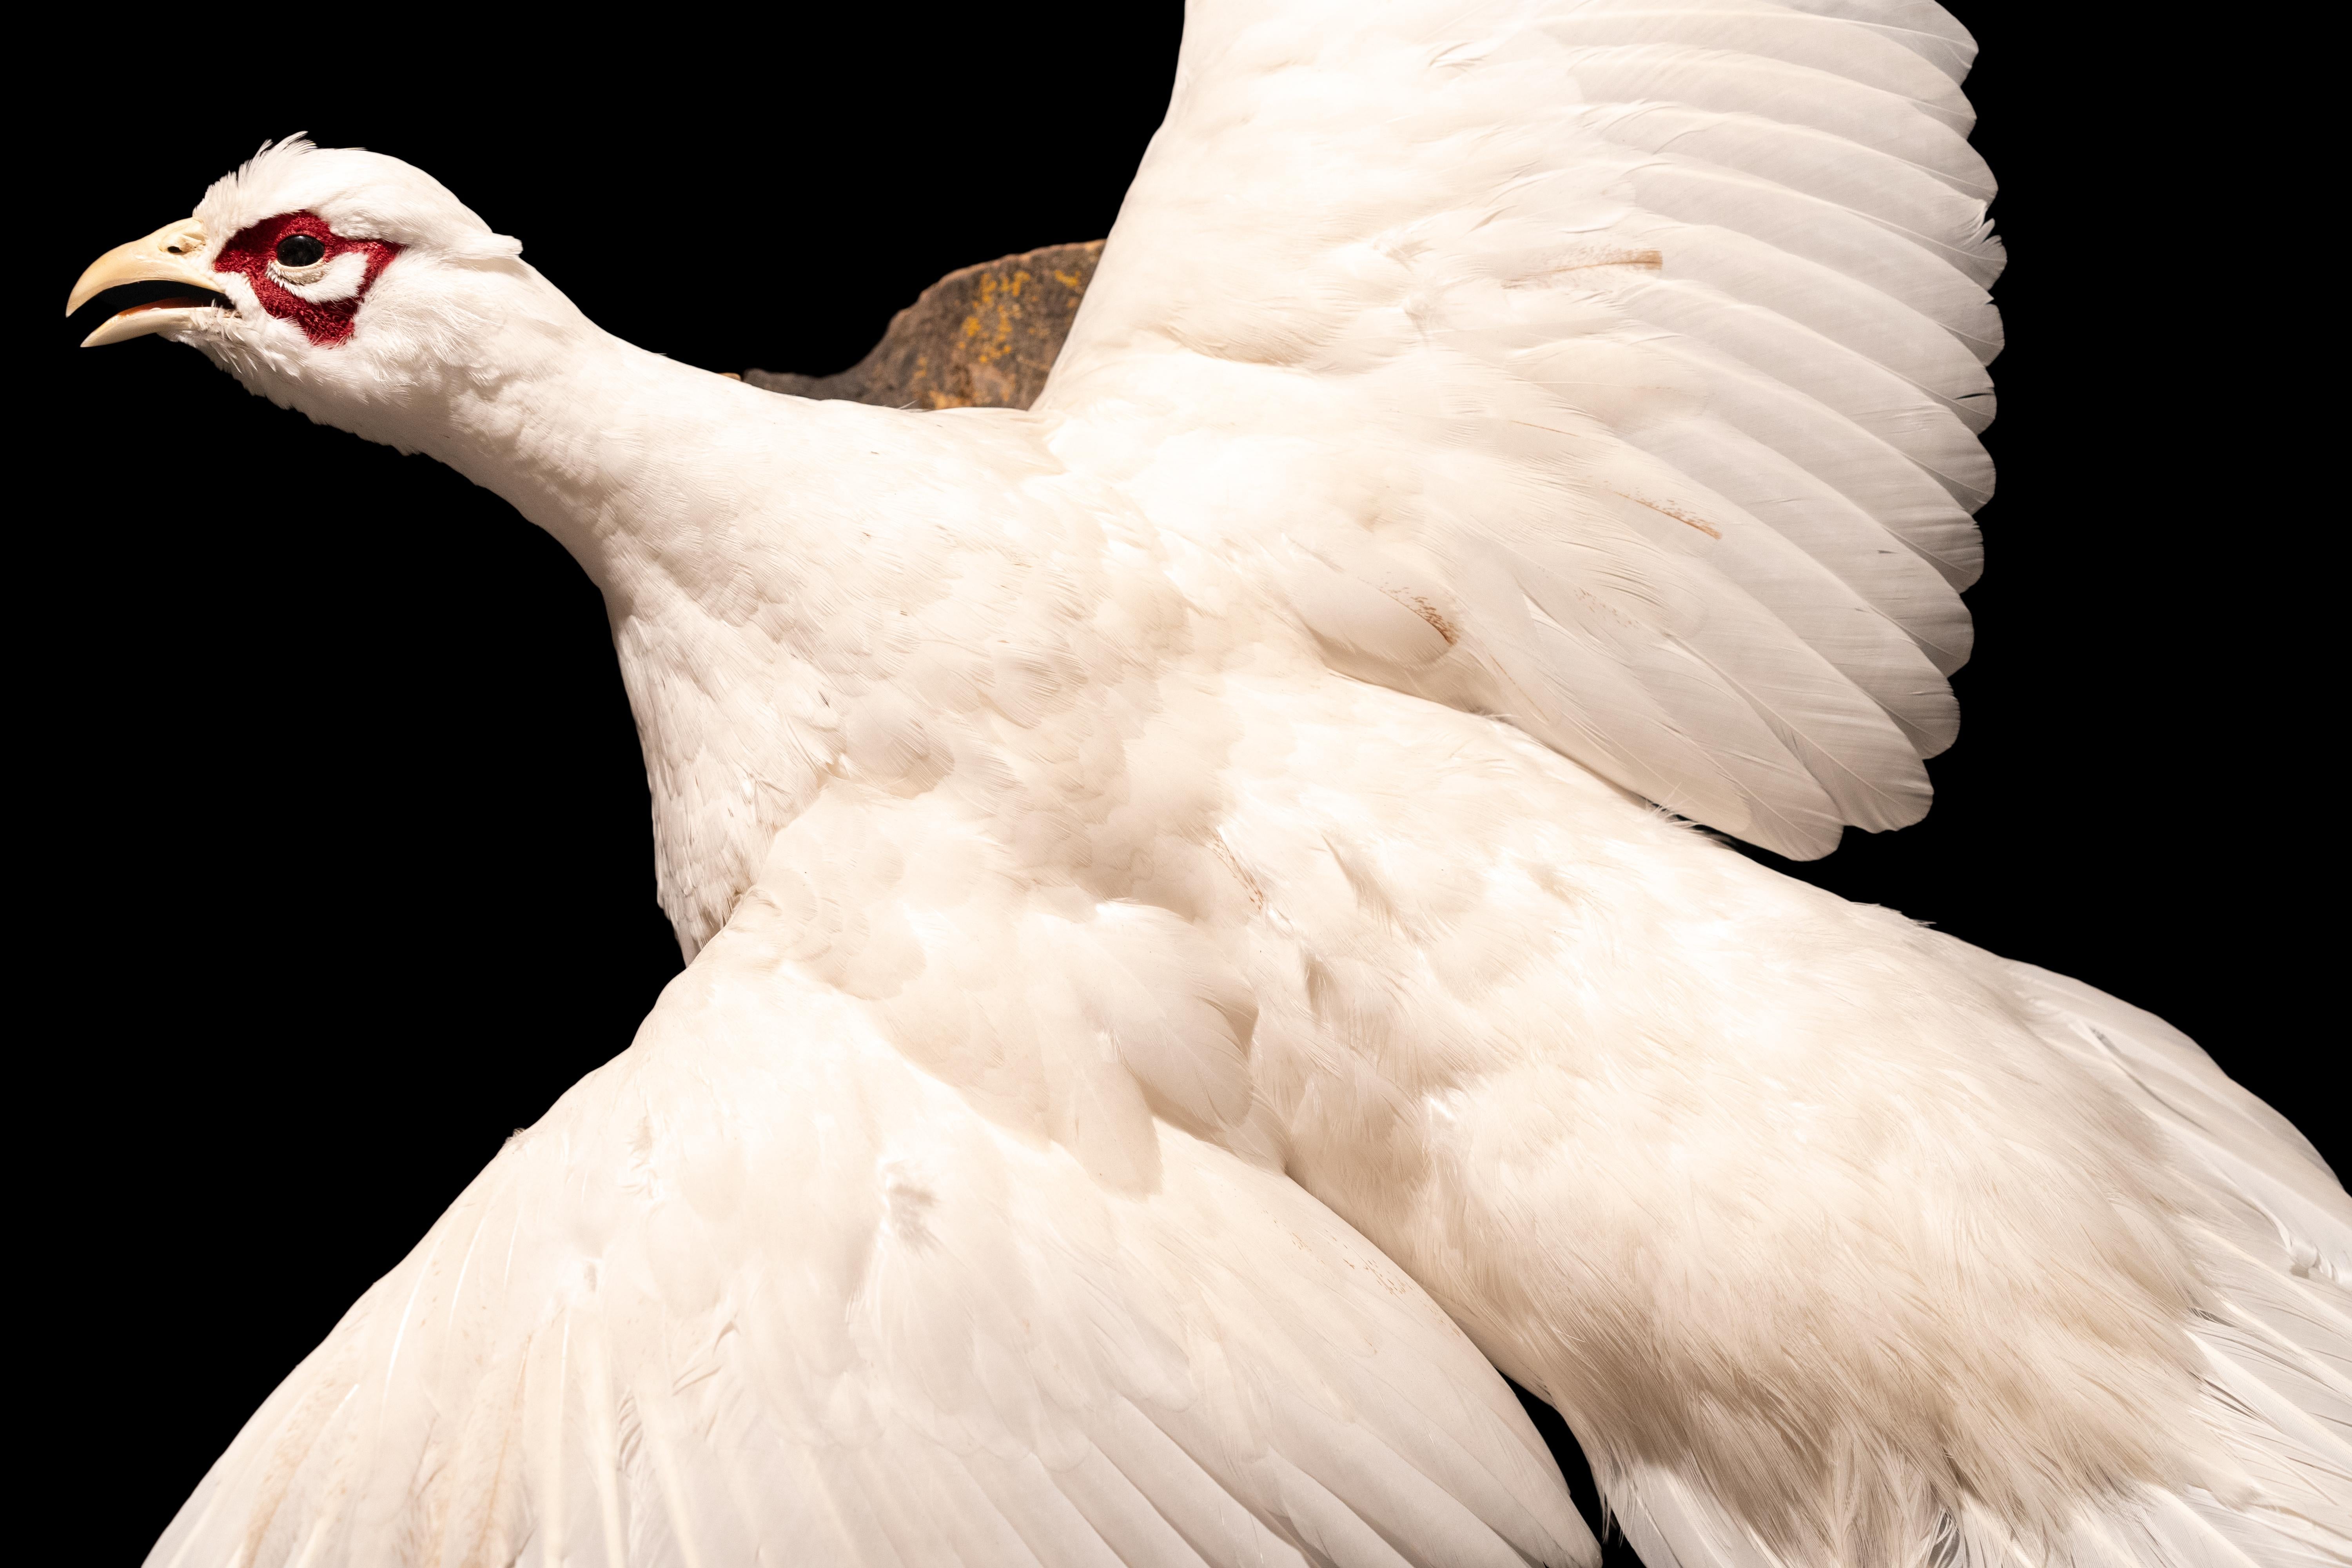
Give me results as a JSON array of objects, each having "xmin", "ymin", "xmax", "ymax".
[
  {"xmin": 399, "ymin": 291, "xmax": 770, "ymax": 599},
  {"xmin": 365, "ymin": 274, "xmax": 942, "ymax": 953}
]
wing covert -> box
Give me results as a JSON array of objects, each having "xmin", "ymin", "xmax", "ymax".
[
  {"xmin": 1042, "ymin": 0, "xmax": 2002, "ymax": 857},
  {"xmin": 146, "ymin": 895, "xmax": 1594, "ymax": 1568}
]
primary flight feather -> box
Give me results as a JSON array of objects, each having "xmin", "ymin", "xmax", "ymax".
[{"xmin": 73, "ymin": 3, "xmax": 2349, "ymax": 1566}]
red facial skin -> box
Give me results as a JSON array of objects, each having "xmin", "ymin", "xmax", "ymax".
[{"xmin": 212, "ymin": 212, "xmax": 403, "ymax": 347}]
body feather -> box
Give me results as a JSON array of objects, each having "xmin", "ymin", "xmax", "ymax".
[{"xmin": 92, "ymin": 5, "xmax": 2350, "ymax": 1565}]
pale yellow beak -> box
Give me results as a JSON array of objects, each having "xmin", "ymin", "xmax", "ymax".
[{"xmin": 67, "ymin": 218, "xmax": 229, "ymax": 347}]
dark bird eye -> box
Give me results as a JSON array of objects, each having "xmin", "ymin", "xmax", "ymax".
[{"xmin": 276, "ymin": 234, "xmax": 326, "ymax": 267}]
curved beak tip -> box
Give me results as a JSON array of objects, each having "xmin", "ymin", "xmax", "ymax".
[{"xmin": 69, "ymin": 218, "xmax": 223, "ymax": 345}]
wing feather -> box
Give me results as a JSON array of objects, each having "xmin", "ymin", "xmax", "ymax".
[
  {"xmin": 1578, "ymin": 104, "xmax": 1998, "ymax": 271},
  {"xmin": 145, "ymin": 897, "xmax": 1595, "ymax": 1568},
  {"xmin": 1045, "ymin": 0, "xmax": 2004, "ymax": 855}
]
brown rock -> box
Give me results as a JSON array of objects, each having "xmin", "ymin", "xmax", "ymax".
[{"xmin": 744, "ymin": 240, "xmax": 1103, "ymax": 412}]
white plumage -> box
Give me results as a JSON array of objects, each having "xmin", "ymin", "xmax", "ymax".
[{"xmin": 72, "ymin": 4, "xmax": 2348, "ymax": 1566}]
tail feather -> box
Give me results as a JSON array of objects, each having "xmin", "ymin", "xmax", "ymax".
[
  {"xmin": 2013, "ymin": 962, "xmax": 2349, "ymax": 1283},
  {"xmin": 2014, "ymin": 962, "xmax": 2352, "ymax": 1566},
  {"xmin": 1570, "ymin": 962, "xmax": 2352, "ymax": 1568}
]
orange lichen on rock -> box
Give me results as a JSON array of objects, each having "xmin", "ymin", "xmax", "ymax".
[{"xmin": 746, "ymin": 241, "xmax": 1104, "ymax": 412}]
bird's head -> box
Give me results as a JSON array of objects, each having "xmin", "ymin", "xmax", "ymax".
[{"xmin": 66, "ymin": 138, "xmax": 543, "ymax": 445}]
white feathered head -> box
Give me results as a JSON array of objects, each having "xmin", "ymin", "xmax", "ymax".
[{"xmin": 67, "ymin": 138, "xmax": 563, "ymax": 446}]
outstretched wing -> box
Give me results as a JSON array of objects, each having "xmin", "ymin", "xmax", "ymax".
[
  {"xmin": 1042, "ymin": 0, "xmax": 1997, "ymax": 858},
  {"xmin": 146, "ymin": 892, "xmax": 1594, "ymax": 1568}
]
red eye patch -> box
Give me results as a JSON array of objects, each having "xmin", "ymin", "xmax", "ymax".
[{"xmin": 213, "ymin": 212, "xmax": 403, "ymax": 347}]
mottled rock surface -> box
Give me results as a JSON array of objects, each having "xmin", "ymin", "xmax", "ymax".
[{"xmin": 746, "ymin": 240, "xmax": 1103, "ymax": 412}]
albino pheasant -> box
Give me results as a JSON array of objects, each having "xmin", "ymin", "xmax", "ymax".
[{"xmin": 72, "ymin": 3, "xmax": 2348, "ymax": 1566}]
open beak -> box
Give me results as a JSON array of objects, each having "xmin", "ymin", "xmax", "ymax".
[{"xmin": 67, "ymin": 219, "xmax": 233, "ymax": 347}]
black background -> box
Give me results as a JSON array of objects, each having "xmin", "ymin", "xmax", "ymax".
[{"xmin": 25, "ymin": 5, "xmax": 2330, "ymax": 1562}]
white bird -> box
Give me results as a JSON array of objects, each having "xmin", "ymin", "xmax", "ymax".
[{"xmin": 71, "ymin": 4, "xmax": 2348, "ymax": 1566}]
